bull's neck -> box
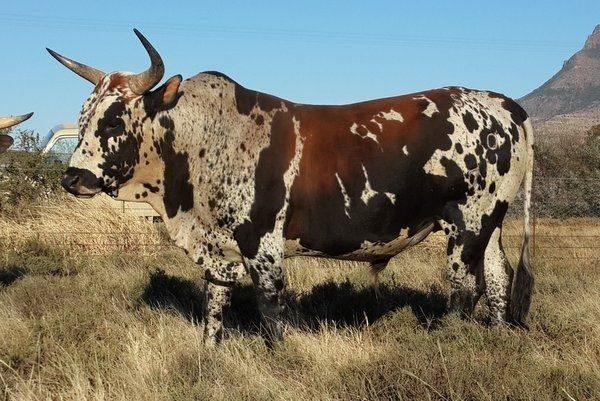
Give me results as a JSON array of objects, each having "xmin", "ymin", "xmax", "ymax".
[
  {"xmin": 119, "ymin": 72, "xmax": 287, "ymax": 251},
  {"xmin": 130, "ymin": 73, "xmax": 254, "ymax": 246}
]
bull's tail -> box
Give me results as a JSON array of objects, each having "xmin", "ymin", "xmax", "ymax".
[{"xmin": 510, "ymin": 118, "xmax": 535, "ymax": 326}]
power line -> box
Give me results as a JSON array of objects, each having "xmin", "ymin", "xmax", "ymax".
[{"xmin": 0, "ymin": 13, "xmax": 581, "ymax": 52}]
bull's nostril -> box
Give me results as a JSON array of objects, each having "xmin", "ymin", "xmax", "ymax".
[
  {"xmin": 61, "ymin": 174, "xmax": 80, "ymax": 191},
  {"xmin": 68, "ymin": 175, "xmax": 80, "ymax": 187}
]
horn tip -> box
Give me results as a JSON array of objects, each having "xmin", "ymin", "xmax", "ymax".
[
  {"xmin": 133, "ymin": 28, "xmax": 144, "ymax": 39},
  {"xmin": 46, "ymin": 48, "xmax": 62, "ymax": 61}
]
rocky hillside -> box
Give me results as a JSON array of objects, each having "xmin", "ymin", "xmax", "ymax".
[{"xmin": 519, "ymin": 25, "xmax": 600, "ymax": 124}]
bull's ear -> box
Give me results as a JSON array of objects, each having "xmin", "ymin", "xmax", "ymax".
[
  {"xmin": 0, "ymin": 135, "xmax": 14, "ymax": 153},
  {"xmin": 160, "ymin": 75, "xmax": 182, "ymax": 106},
  {"xmin": 145, "ymin": 75, "xmax": 182, "ymax": 111}
]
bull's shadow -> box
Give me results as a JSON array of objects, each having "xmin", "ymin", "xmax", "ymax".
[
  {"xmin": 141, "ymin": 269, "xmax": 448, "ymax": 333},
  {"xmin": 0, "ymin": 265, "xmax": 27, "ymax": 286},
  {"xmin": 141, "ymin": 269, "xmax": 205, "ymax": 320}
]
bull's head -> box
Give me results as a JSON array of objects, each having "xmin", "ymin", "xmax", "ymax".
[
  {"xmin": 48, "ymin": 29, "xmax": 182, "ymax": 199},
  {"xmin": 0, "ymin": 113, "xmax": 33, "ymax": 152}
]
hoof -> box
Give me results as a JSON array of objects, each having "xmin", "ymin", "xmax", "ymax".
[{"xmin": 263, "ymin": 321, "xmax": 285, "ymax": 350}]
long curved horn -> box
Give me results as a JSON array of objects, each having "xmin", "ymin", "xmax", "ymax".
[
  {"xmin": 0, "ymin": 112, "xmax": 34, "ymax": 130},
  {"xmin": 46, "ymin": 48, "xmax": 105, "ymax": 86},
  {"xmin": 128, "ymin": 29, "xmax": 165, "ymax": 95}
]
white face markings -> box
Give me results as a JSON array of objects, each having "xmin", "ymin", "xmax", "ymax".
[
  {"xmin": 69, "ymin": 74, "xmax": 134, "ymax": 185},
  {"xmin": 377, "ymin": 109, "xmax": 404, "ymax": 122},
  {"xmin": 413, "ymin": 95, "xmax": 439, "ymax": 117},
  {"xmin": 402, "ymin": 145, "xmax": 409, "ymax": 156},
  {"xmin": 335, "ymin": 172, "xmax": 352, "ymax": 218}
]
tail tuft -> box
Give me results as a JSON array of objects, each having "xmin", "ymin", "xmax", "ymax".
[
  {"xmin": 510, "ymin": 236, "xmax": 534, "ymax": 325},
  {"xmin": 510, "ymin": 118, "xmax": 535, "ymax": 326}
]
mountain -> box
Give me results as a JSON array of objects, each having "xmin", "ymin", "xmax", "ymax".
[{"xmin": 519, "ymin": 25, "xmax": 600, "ymax": 124}]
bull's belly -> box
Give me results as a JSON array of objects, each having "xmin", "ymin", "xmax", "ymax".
[{"xmin": 284, "ymin": 222, "xmax": 435, "ymax": 261}]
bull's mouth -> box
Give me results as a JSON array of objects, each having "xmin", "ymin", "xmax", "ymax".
[
  {"xmin": 102, "ymin": 186, "xmax": 119, "ymax": 198},
  {"xmin": 63, "ymin": 183, "xmax": 102, "ymax": 198},
  {"xmin": 72, "ymin": 188, "xmax": 101, "ymax": 199},
  {"xmin": 61, "ymin": 167, "xmax": 105, "ymax": 198},
  {"xmin": 68, "ymin": 184, "xmax": 117, "ymax": 199}
]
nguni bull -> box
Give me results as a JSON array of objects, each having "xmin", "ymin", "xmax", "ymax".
[
  {"xmin": 48, "ymin": 30, "xmax": 534, "ymax": 346},
  {"xmin": 0, "ymin": 113, "xmax": 33, "ymax": 152}
]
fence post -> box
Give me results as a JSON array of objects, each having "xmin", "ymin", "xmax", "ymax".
[{"xmin": 532, "ymin": 176, "xmax": 536, "ymax": 259}]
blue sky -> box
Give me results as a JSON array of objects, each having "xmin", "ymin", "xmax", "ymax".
[{"xmin": 1, "ymin": 1, "xmax": 599, "ymax": 135}]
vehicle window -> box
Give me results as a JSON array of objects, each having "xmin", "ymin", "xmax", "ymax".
[{"xmin": 48, "ymin": 137, "xmax": 78, "ymax": 163}]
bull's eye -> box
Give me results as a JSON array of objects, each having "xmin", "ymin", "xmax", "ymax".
[{"xmin": 105, "ymin": 120, "xmax": 124, "ymax": 134}]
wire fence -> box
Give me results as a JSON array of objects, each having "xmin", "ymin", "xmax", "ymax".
[
  {"xmin": 528, "ymin": 177, "xmax": 598, "ymax": 261},
  {"xmin": 0, "ymin": 177, "xmax": 598, "ymax": 261},
  {"xmin": 527, "ymin": 177, "xmax": 599, "ymax": 261}
]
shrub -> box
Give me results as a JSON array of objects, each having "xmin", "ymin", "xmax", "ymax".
[
  {"xmin": 0, "ymin": 129, "xmax": 64, "ymax": 216},
  {"xmin": 533, "ymin": 125, "xmax": 600, "ymax": 217}
]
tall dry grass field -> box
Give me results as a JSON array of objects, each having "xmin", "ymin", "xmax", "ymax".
[{"xmin": 0, "ymin": 197, "xmax": 598, "ymax": 400}]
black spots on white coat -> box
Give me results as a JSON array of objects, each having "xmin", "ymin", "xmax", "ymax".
[
  {"xmin": 462, "ymin": 111, "xmax": 479, "ymax": 132},
  {"xmin": 234, "ymin": 112, "xmax": 297, "ymax": 258},
  {"xmin": 95, "ymin": 101, "xmax": 142, "ymax": 187},
  {"xmin": 157, "ymin": 116, "xmax": 194, "ymax": 218}
]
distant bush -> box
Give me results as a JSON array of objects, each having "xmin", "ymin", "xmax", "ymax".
[
  {"xmin": 587, "ymin": 123, "xmax": 600, "ymax": 139},
  {"xmin": 0, "ymin": 129, "xmax": 64, "ymax": 216},
  {"xmin": 536, "ymin": 124, "xmax": 600, "ymax": 178},
  {"xmin": 534, "ymin": 125, "xmax": 600, "ymax": 217}
]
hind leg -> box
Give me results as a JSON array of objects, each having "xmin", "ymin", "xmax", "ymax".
[
  {"xmin": 482, "ymin": 227, "xmax": 513, "ymax": 324},
  {"xmin": 446, "ymin": 238, "xmax": 484, "ymax": 317},
  {"xmin": 441, "ymin": 194, "xmax": 514, "ymax": 322},
  {"xmin": 449, "ymin": 270, "xmax": 482, "ymax": 317},
  {"xmin": 440, "ymin": 220, "xmax": 484, "ymax": 317}
]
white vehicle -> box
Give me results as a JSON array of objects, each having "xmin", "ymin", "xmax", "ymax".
[{"xmin": 42, "ymin": 124, "xmax": 159, "ymax": 220}]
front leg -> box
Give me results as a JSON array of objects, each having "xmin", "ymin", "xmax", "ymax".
[
  {"xmin": 244, "ymin": 253, "xmax": 286, "ymax": 347},
  {"xmin": 202, "ymin": 279, "xmax": 233, "ymax": 347},
  {"xmin": 199, "ymin": 256, "xmax": 246, "ymax": 347}
]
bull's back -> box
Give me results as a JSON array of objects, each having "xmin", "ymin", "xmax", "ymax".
[
  {"xmin": 282, "ymin": 88, "xmax": 460, "ymax": 256},
  {"xmin": 282, "ymin": 87, "xmax": 528, "ymax": 258}
]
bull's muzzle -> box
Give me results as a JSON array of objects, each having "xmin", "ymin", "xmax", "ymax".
[{"xmin": 61, "ymin": 167, "xmax": 102, "ymax": 198}]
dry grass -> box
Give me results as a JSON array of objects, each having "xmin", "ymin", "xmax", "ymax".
[
  {"xmin": 0, "ymin": 201, "xmax": 598, "ymax": 400},
  {"xmin": 0, "ymin": 196, "xmax": 168, "ymax": 256}
]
